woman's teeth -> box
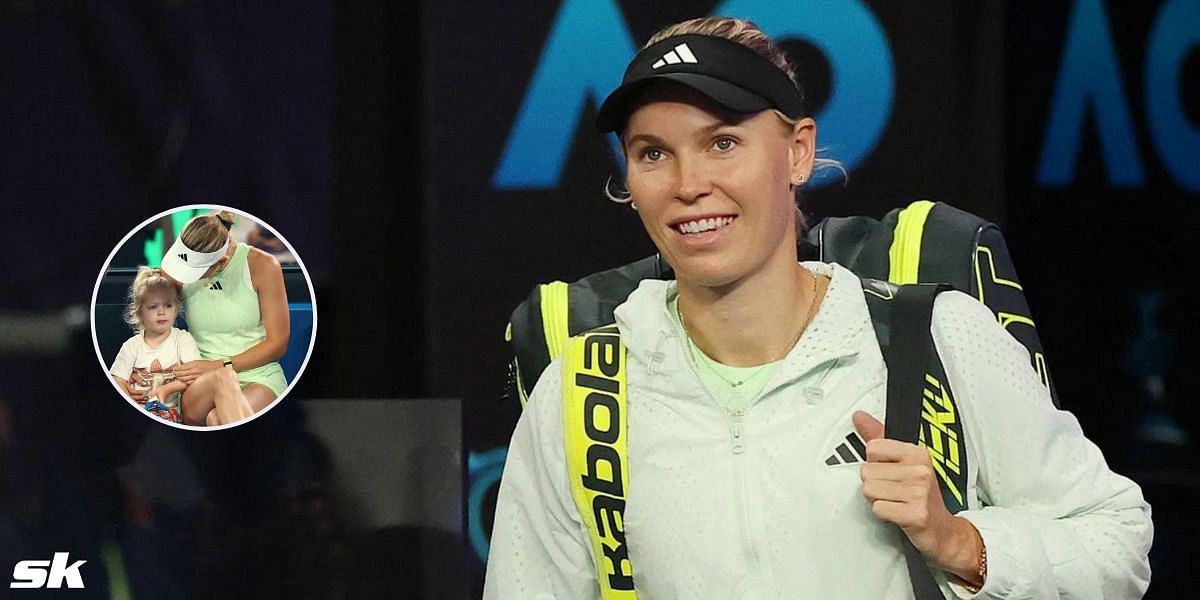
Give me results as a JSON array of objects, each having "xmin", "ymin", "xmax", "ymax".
[{"xmin": 677, "ymin": 216, "xmax": 734, "ymax": 234}]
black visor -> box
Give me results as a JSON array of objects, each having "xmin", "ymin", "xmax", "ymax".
[{"xmin": 595, "ymin": 34, "xmax": 808, "ymax": 133}]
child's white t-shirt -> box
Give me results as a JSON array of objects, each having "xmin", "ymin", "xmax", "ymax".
[{"xmin": 109, "ymin": 327, "xmax": 201, "ymax": 406}]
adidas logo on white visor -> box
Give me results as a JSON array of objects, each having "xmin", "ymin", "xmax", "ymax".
[{"xmin": 651, "ymin": 43, "xmax": 698, "ymax": 69}]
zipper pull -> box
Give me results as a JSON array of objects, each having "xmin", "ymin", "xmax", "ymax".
[
  {"xmin": 647, "ymin": 331, "xmax": 669, "ymax": 375},
  {"xmin": 729, "ymin": 409, "xmax": 746, "ymax": 454}
]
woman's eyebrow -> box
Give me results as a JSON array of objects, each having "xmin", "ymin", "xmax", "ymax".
[
  {"xmin": 623, "ymin": 133, "xmax": 663, "ymax": 148},
  {"xmin": 698, "ymin": 121, "xmax": 739, "ymax": 136}
]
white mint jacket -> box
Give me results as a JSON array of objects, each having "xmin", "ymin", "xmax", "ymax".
[{"xmin": 484, "ymin": 261, "xmax": 1152, "ymax": 599}]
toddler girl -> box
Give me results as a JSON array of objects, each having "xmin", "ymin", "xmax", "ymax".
[{"xmin": 109, "ymin": 267, "xmax": 200, "ymax": 423}]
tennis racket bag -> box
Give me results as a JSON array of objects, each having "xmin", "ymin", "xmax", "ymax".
[{"xmin": 505, "ymin": 199, "xmax": 1055, "ymax": 408}]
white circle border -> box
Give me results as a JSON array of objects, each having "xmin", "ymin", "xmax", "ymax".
[{"xmin": 90, "ymin": 204, "xmax": 319, "ymax": 431}]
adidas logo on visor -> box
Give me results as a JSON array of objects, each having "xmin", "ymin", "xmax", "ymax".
[
  {"xmin": 651, "ymin": 43, "xmax": 698, "ymax": 69},
  {"xmin": 178, "ymin": 253, "xmax": 188, "ymax": 262}
]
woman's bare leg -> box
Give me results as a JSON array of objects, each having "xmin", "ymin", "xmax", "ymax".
[
  {"xmin": 183, "ymin": 368, "xmax": 253, "ymax": 426},
  {"xmin": 240, "ymin": 383, "xmax": 278, "ymax": 414},
  {"xmin": 210, "ymin": 369, "xmax": 254, "ymax": 425},
  {"xmin": 208, "ymin": 381, "xmax": 275, "ymax": 425},
  {"xmin": 184, "ymin": 371, "xmax": 276, "ymax": 426},
  {"xmin": 182, "ymin": 369, "xmax": 224, "ymax": 425}
]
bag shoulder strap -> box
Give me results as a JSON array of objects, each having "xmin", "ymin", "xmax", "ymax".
[
  {"xmin": 562, "ymin": 324, "xmax": 637, "ymax": 599},
  {"xmin": 862, "ymin": 278, "xmax": 969, "ymax": 599}
]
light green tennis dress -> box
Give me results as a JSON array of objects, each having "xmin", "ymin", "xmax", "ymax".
[{"xmin": 182, "ymin": 242, "xmax": 287, "ymax": 395}]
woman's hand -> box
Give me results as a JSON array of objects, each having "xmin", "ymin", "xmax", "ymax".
[
  {"xmin": 173, "ymin": 359, "xmax": 223, "ymax": 384},
  {"xmin": 853, "ymin": 411, "xmax": 984, "ymax": 587}
]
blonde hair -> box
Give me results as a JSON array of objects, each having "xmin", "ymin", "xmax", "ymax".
[
  {"xmin": 123, "ymin": 267, "xmax": 183, "ymax": 332},
  {"xmin": 179, "ymin": 210, "xmax": 237, "ymax": 253}
]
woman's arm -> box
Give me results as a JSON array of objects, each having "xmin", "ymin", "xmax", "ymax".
[
  {"xmin": 228, "ymin": 247, "xmax": 290, "ymax": 370},
  {"xmin": 933, "ymin": 292, "xmax": 1152, "ymax": 599},
  {"xmin": 483, "ymin": 360, "xmax": 601, "ymax": 599}
]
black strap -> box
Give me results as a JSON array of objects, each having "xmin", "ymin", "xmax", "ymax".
[
  {"xmin": 883, "ymin": 284, "xmax": 946, "ymax": 443},
  {"xmin": 880, "ymin": 283, "xmax": 950, "ymax": 600}
]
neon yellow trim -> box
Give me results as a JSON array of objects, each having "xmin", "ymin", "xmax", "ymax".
[
  {"xmin": 973, "ymin": 246, "xmax": 1024, "ymax": 305},
  {"xmin": 998, "ymin": 312, "xmax": 1036, "ymax": 330},
  {"xmin": 564, "ymin": 328, "xmax": 637, "ymax": 599},
  {"xmin": 920, "ymin": 373, "xmax": 965, "ymax": 506},
  {"xmin": 974, "ymin": 251, "xmax": 1053, "ymax": 395},
  {"xmin": 505, "ymin": 322, "xmax": 513, "ymax": 342},
  {"xmin": 540, "ymin": 281, "xmax": 571, "ymax": 361},
  {"xmin": 929, "ymin": 458, "xmax": 965, "ymax": 505},
  {"xmin": 888, "ymin": 200, "xmax": 936, "ymax": 284}
]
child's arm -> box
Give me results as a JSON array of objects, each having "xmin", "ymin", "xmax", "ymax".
[
  {"xmin": 110, "ymin": 338, "xmax": 143, "ymax": 400},
  {"xmin": 151, "ymin": 379, "xmax": 188, "ymax": 402}
]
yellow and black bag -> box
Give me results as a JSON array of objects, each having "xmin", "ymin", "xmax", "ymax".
[{"xmin": 507, "ymin": 200, "xmax": 1055, "ymax": 406}]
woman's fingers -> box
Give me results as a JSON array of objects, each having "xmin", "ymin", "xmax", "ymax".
[
  {"xmin": 862, "ymin": 479, "xmax": 915, "ymax": 502},
  {"xmin": 868, "ymin": 499, "xmax": 931, "ymax": 529},
  {"xmin": 863, "ymin": 438, "xmax": 927, "ymax": 463},
  {"xmin": 861, "ymin": 463, "xmax": 936, "ymax": 485}
]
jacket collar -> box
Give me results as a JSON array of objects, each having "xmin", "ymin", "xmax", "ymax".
[{"xmin": 614, "ymin": 261, "xmax": 872, "ymax": 395}]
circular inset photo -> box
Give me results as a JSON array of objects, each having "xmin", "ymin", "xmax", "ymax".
[{"xmin": 92, "ymin": 205, "xmax": 317, "ymax": 430}]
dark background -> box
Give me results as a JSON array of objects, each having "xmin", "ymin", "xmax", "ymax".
[{"xmin": 2, "ymin": 0, "xmax": 1196, "ymax": 598}]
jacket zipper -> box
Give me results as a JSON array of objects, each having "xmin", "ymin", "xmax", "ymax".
[
  {"xmin": 672, "ymin": 320, "xmax": 766, "ymax": 593},
  {"xmin": 727, "ymin": 407, "xmax": 761, "ymax": 590}
]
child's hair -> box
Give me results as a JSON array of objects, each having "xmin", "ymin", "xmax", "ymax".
[{"xmin": 123, "ymin": 266, "xmax": 183, "ymax": 332}]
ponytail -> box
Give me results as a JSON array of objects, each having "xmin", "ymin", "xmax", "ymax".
[
  {"xmin": 214, "ymin": 210, "xmax": 236, "ymax": 231},
  {"xmin": 180, "ymin": 210, "xmax": 237, "ymax": 253}
]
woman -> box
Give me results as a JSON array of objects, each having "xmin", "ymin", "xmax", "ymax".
[
  {"xmin": 483, "ymin": 17, "xmax": 1152, "ymax": 599},
  {"xmin": 157, "ymin": 210, "xmax": 290, "ymax": 426}
]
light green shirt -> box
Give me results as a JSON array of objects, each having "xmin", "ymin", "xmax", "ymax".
[{"xmin": 667, "ymin": 292, "xmax": 781, "ymax": 411}]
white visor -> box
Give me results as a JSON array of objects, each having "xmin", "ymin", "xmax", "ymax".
[{"xmin": 159, "ymin": 237, "xmax": 230, "ymax": 284}]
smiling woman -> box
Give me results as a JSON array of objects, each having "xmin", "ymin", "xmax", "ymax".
[
  {"xmin": 621, "ymin": 90, "xmax": 812, "ymax": 306},
  {"xmin": 483, "ymin": 16, "xmax": 1152, "ymax": 600}
]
